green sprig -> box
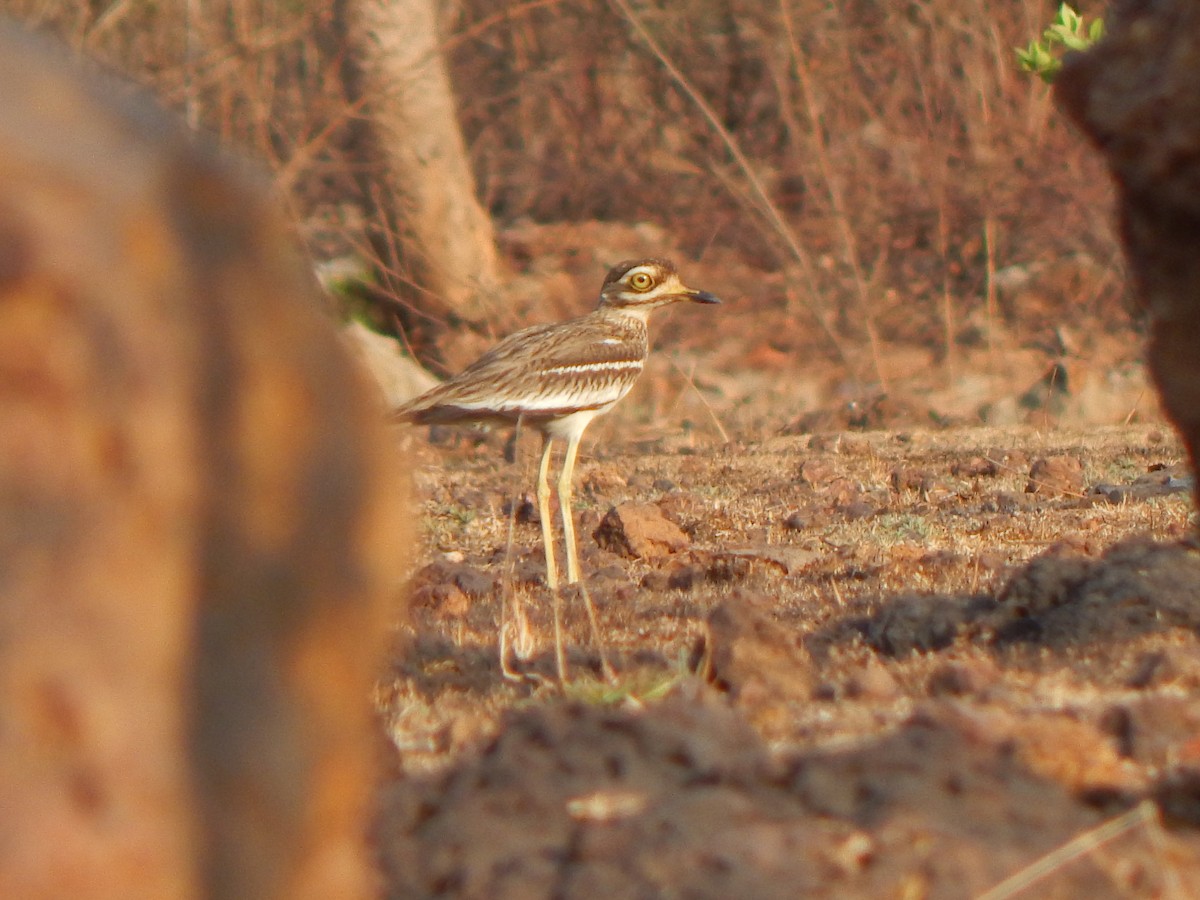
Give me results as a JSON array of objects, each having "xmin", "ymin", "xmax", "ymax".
[{"xmin": 1016, "ymin": 4, "xmax": 1106, "ymax": 83}]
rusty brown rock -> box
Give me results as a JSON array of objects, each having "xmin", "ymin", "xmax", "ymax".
[
  {"xmin": 952, "ymin": 456, "xmax": 998, "ymax": 478},
  {"xmin": 581, "ymin": 463, "xmax": 628, "ymax": 495},
  {"xmin": 1025, "ymin": 454, "xmax": 1085, "ymax": 497},
  {"xmin": 890, "ymin": 465, "xmax": 931, "ymax": 493},
  {"xmin": 412, "ymin": 560, "xmax": 497, "ymax": 601},
  {"xmin": 593, "ymin": 502, "xmax": 689, "ymax": 559},
  {"xmin": 411, "ymin": 582, "xmax": 471, "ymax": 619},
  {"xmin": 926, "ymin": 657, "xmax": 1002, "ymax": 698},
  {"xmin": 844, "ymin": 660, "xmax": 901, "ymax": 702},
  {"xmin": 0, "ymin": 26, "xmax": 405, "ymax": 900},
  {"xmin": 797, "ymin": 458, "xmax": 837, "ymax": 487},
  {"xmin": 694, "ymin": 594, "xmax": 816, "ymax": 708}
]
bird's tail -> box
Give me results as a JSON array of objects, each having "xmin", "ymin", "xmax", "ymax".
[
  {"xmin": 391, "ymin": 392, "xmax": 429, "ymax": 425},
  {"xmin": 392, "ymin": 380, "xmax": 452, "ymax": 425}
]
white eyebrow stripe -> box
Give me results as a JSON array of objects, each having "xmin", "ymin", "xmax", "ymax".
[{"xmin": 543, "ymin": 360, "xmax": 643, "ymax": 375}]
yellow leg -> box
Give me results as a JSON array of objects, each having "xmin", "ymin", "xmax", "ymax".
[
  {"xmin": 536, "ymin": 433, "xmax": 568, "ymax": 682},
  {"xmin": 558, "ymin": 431, "xmax": 615, "ymax": 681},
  {"xmin": 559, "ymin": 433, "xmax": 583, "ymax": 585},
  {"xmin": 536, "ymin": 434, "xmax": 559, "ymax": 591}
]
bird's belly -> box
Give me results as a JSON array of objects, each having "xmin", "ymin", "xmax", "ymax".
[{"xmin": 542, "ymin": 401, "xmax": 619, "ymax": 441}]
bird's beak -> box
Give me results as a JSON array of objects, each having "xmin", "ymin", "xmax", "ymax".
[{"xmin": 687, "ymin": 288, "xmax": 721, "ymax": 305}]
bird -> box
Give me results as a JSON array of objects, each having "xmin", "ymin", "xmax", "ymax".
[{"xmin": 394, "ymin": 258, "xmax": 719, "ymax": 669}]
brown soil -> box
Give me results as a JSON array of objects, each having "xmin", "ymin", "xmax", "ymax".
[{"xmin": 376, "ymin": 283, "xmax": 1200, "ymax": 898}]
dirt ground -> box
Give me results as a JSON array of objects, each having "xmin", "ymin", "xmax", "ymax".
[{"xmin": 371, "ymin": 233, "xmax": 1200, "ymax": 898}]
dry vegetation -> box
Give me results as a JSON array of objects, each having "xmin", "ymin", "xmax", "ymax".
[
  {"xmin": 7, "ymin": 1, "xmax": 1123, "ymax": 365},
  {"xmin": 10, "ymin": 1, "xmax": 1198, "ymax": 896},
  {"xmin": 383, "ymin": 423, "xmax": 1200, "ymax": 896},
  {"xmin": 10, "ymin": 0, "xmax": 1138, "ymax": 418}
]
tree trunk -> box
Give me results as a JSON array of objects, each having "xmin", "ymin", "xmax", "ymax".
[{"xmin": 348, "ymin": 0, "xmax": 499, "ymax": 350}]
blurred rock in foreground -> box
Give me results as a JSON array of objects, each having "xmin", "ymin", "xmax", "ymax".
[
  {"xmin": 1057, "ymin": 1, "xmax": 1200, "ymax": 511},
  {"xmin": 0, "ymin": 23, "xmax": 406, "ymax": 900}
]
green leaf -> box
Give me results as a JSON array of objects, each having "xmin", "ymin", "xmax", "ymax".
[
  {"xmin": 1015, "ymin": 3, "xmax": 1104, "ymax": 83},
  {"xmin": 1015, "ymin": 43, "xmax": 1037, "ymax": 71},
  {"xmin": 1055, "ymin": 4, "xmax": 1081, "ymax": 32}
]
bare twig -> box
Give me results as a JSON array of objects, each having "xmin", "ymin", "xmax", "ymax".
[
  {"xmin": 977, "ymin": 801, "xmax": 1160, "ymax": 900},
  {"xmin": 984, "ymin": 214, "xmax": 999, "ymax": 378},
  {"xmin": 499, "ymin": 416, "xmax": 535, "ymax": 680},
  {"xmin": 606, "ymin": 0, "xmax": 853, "ymax": 371},
  {"xmin": 668, "ymin": 357, "xmax": 730, "ymax": 444},
  {"xmin": 778, "ymin": 0, "xmax": 886, "ymax": 387}
]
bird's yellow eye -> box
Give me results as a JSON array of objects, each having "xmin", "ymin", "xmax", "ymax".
[{"xmin": 629, "ymin": 271, "xmax": 654, "ymax": 291}]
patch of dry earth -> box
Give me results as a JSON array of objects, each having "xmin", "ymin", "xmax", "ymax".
[{"xmin": 378, "ymin": 424, "xmax": 1200, "ymax": 897}]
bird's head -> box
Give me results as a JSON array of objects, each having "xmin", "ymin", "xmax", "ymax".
[{"xmin": 597, "ymin": 258, "xmax": 721, "ymax": 315}]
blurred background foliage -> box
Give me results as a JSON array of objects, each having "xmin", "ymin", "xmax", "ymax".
[{"xmin": 1, "ymin": 1, "xmax": 1121, "ymax": 372}]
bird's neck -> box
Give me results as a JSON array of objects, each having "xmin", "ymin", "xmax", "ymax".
[{"xmin": 596, "ymin": 303, "xmax": 653, "ymax": 326}]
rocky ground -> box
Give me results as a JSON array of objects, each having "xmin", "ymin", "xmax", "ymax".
[
  {"xmin": 374, "ymin": 410, "xmax": 1200, "ymax": 897},
  {"xmin": 352, "ymin": 215, "xmax": 1200, "ymax": 898}
]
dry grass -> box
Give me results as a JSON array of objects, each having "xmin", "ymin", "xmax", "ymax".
[
  {"xmin": 386, "ymin": 421, "xmax": 1200, "ymax": 894},
  {"xmin": 3, "ymin": 0, "xmax": 1122, "ymax": 380},
  {"xmin": 402, "ymin": 424, "xmax": 1191, "ymax": 683},
  {"xmin": 447, "ymin": 0, "xmax": 1121, "ymax": 355}
]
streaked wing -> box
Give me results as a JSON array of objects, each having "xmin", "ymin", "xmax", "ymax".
[{"xmin": 397, "ymin": 315, "xmax": 648, "ymax": 424}]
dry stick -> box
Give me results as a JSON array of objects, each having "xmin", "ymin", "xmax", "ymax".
[
  {"xmin": 360, "ymin": 210, "xmax": 484, "ymax": 336},
  {"xmin": 606, "ymin": 0, "xmax": 852, "ymax": 374},
  {"xmin": 85, "ymin": 0, "xmax": 137, "ymax": 45},
  {"xmin": 1122, "ymin": 388, "xmax": 1147, "ymax": 427},
  {"xmin": 962, "ymin": 16, "xmax": 1004, "ymax": 388},
  {"xmin": 1142, "ymin": 798, "xmax": 1189, "ymax": 900},
  {"xmin": 976, "ymin": 801, "xmax": 1158, "ymax": 900},
  {"xmin": 499, "ymin": 416, "xmax": 534, "ymax": 680},
  {"xmin": 387, "ymin": 311, "xmax": 422, "ymax": 377},
  {"xmin": 273, "ymin": 93, "xmax": 372, "ymax": 195},
  {"xmin": 441, "ymin": 0, "xmax": 566, "ymax": 53},
  {"xmin": 183, "ymin": 0, "xmax": 203, "ymax": 130},
  {"xmin": 551, "ymin": 581, "xmax": 567, "ymax": 686},
  {"xmin": 706, "ymin": 160, "xmax": 797, "ymax": 266},
  {"xmin": 669, "ymin": 357, "xmax": 730, "ymax": 444},
  {"xmin": 702, "ymin": 162, "xmax": 853, "ymax": 377},
  {"xmin": 896, "ymin": 11, "xmax": 957, "ymax": 384},
  {"xmin": 1030, "ymin": 364, "xmax": 1063, "ymax": 431},
  {"xmin": 936, "ymin": 192, "xmax": 958, "ymax": 383},
  {"xmin": 778, "ymin": 1, "xmax": 887, "ymax": 389},
  {"xmin": 984, "ymin": 214, "xmax": 999, "ymax": 380},
  {"xmin": 576, "ymin": 581, "xmax": 617, "ymax": 685}
]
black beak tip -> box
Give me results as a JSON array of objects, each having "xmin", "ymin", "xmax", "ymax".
[{"xmin": 692, "ymin": 290, "xmax": 721, "ymax": 305}]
